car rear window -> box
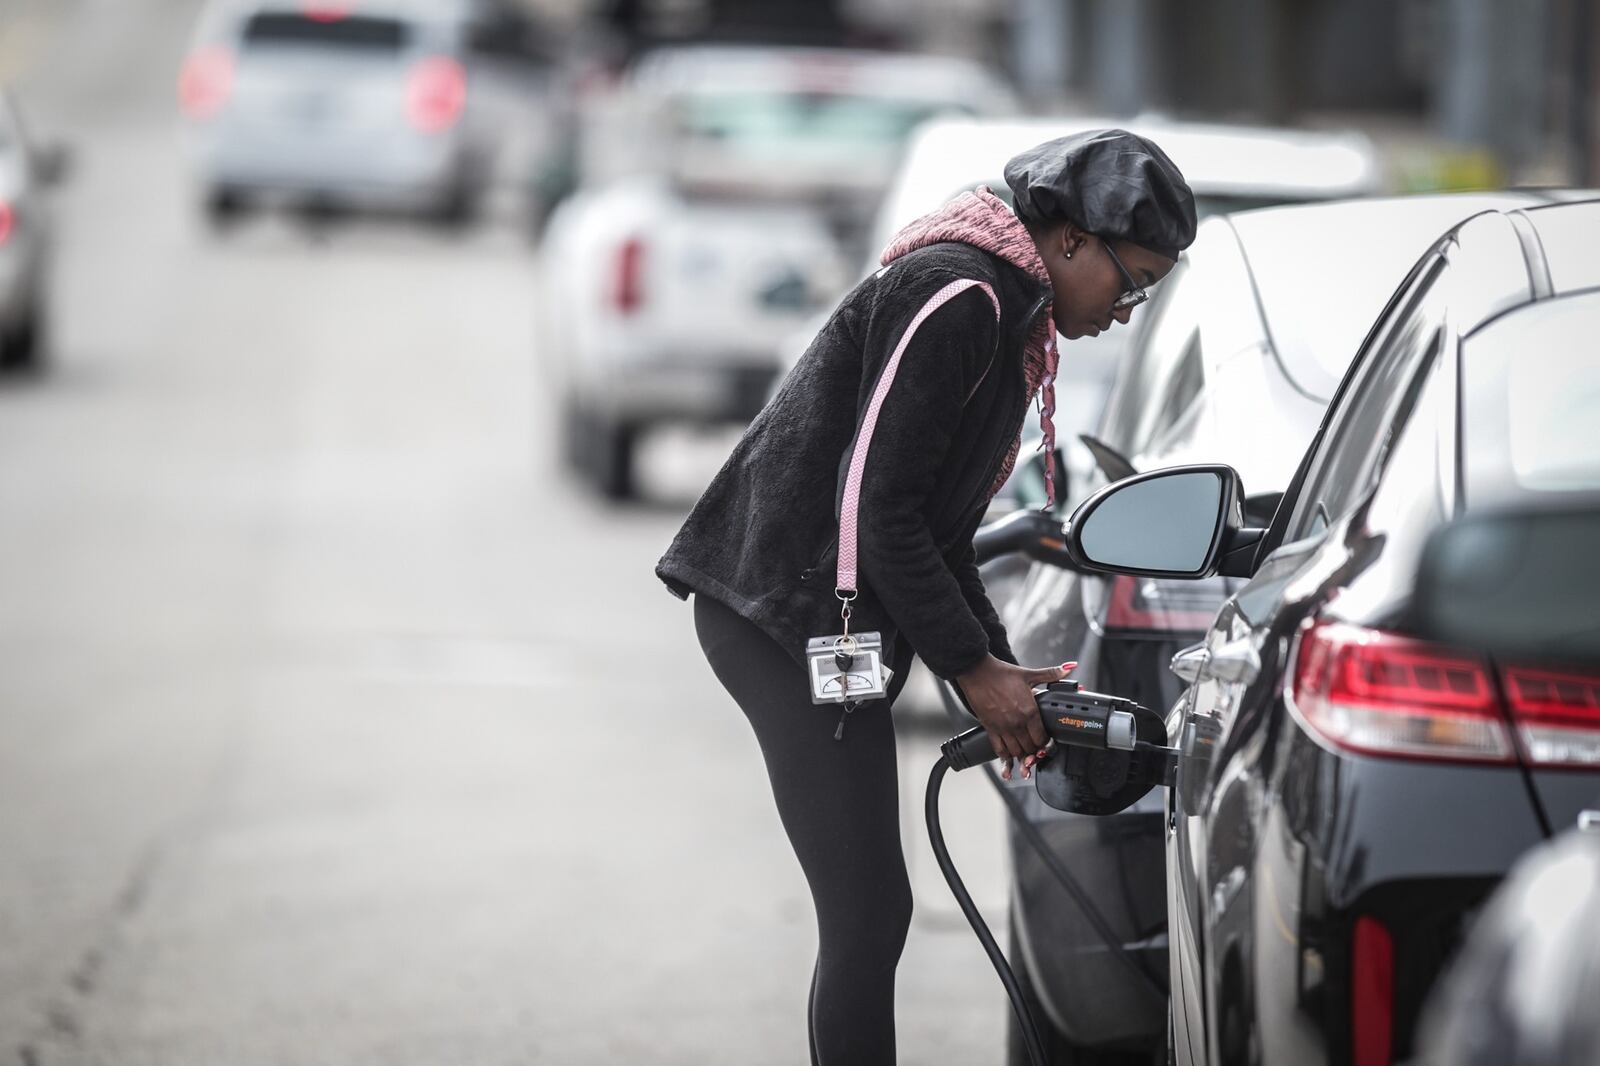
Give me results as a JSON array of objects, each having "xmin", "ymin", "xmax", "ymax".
[
  {"xmin": 242, "ymin": 12, "xmax": 410, "ymax": 52},
  {"xmin": 1463, "ymin": 290, "xmax": 1600, "ymax": 502},
  {"xmin": 674, "ymin": 92, "xmax": 955, "ymax": 160}
]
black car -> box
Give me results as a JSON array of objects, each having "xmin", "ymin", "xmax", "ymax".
[
  {"xmin": 1057, "ymin": 197, "xmax": 1600, "ymax": 1066},
  {"xmin": 1407, "ymin": 505, "xmax": 1600, "ymax": 1066},
  {"xmin": 956, "ymin": 192, "xmax": 1566, "ymax": 1065}
]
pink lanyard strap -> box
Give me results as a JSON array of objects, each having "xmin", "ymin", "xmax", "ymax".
[{"xmin": 835, "ymin": 278, "xmax": 1001, "ymax": 603}]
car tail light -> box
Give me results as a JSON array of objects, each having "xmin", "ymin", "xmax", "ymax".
[
  {"xmin": 1501, "ymin": 663, "xmax": 1600, "ymax": 766},
  {"xmin": 178, "ymin": 46, "xmax": 236, "ymax": 120},
  {"xmin": 611, "ymin": 237, "xmax": 646, "ymax": 315},
  {"xmin": 1290, "ymin": 622, "xmax": 1514, "ymax": 763},
  {"xmin": 1350, "ymin": 915, "xmax": 1394, "ymax": 1066},
  {"xmin": 1104, "ymin": 574, "xmax": 1225, "ymax": 634},
  {"xmin": 405, "ymin": 57, "xmax": 467, "ymax": 133},
  {"xmin": 302, "ymin": 1, "xmax": 353, "ymax": 20},
  {"xmin": 0, "ymin": 201, "xmax": 14, "ymax": 247}
]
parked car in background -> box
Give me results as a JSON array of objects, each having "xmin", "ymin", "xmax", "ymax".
[
  {"xmin": 179, "ymin": 0, "xmax": 549, "ymax": 227},
  {"xmin": 0, "ymin": 89, "xmax": 68, "ymax": 372},
  {"xmin": 961, "ymin": 192, "xmax": 1559, "ymax": 1066},
  {"xmin": 544, "ymin": 45, "xmax": 1013, "ymax": 499},
  {"xmin": 1055, "ymin": 197, "xmax": 1600, "ymax": 1066}
]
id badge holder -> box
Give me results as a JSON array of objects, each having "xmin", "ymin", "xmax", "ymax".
[{"xmin": 807, "ymin": 592, "xmax": 891, "ymax": 740}]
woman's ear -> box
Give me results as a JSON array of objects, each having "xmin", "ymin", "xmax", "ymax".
[{"xmin": 1058, "ymin": 222, "xmax": 1091, "ymax": 261}]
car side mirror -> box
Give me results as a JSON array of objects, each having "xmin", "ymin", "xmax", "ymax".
[
  {"xmin": 1413, "ymin": 505, "xmax": 1600, "ymax": 663},
  {"xmin": 1064, "ymin": 464, "xmax": 1265, "ymax": 579}
]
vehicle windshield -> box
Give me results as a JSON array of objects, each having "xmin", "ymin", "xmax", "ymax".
[
  {"xmin": 242, "ymin": 12, "xmax": 411, "ymax": 53},
  {"xmin": 1463, "ymin": 290, "xmax": 1600, "ymax": 500},
  {"xmin": 673, "ymin": 92, "xmax": 962, "ymax": 164}
]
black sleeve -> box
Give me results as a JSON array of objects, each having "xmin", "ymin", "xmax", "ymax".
[
  {"xmin": 953, "ymin": 541, "xmax": 1018, "ymax": 665},
  {"xmin": 855, "ymin": 282, "xmax": 999, "ymax": 680}
]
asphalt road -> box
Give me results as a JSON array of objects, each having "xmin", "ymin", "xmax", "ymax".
[{"xmin": 0, "ymin": 3, "xmax": 1012, "ymax": 1062}]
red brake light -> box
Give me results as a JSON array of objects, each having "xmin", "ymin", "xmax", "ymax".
[
  {"xmin": 405, "ymin": 56, "xmax": 467, "ymax": 133},
  {"xmin": 1104, "ymin": 574, "xmax": 1224, "ymax": 633},
  {"xmin": 1290, "ymin": 622, "xmax": 1514, "ymax": 763},
  {"xmin": 611, "ymin": 237, "xmax": 646, "ymax": 315},
  {"xmin": 1350, "ymin": 915, "xmax": 1395, "ymax": 1066},
  {"xmin": 178, "ymin": 45, "xmax": 236, "ymax": 120},
  {"xmin": 0, "ymin": 201, "xmax": 14, "ymax": 247},
  {"xmin": 302, "ymin": 2, "xmax": 353, "ymax": 21},
  {"xmin": 1502, "ymin": 664, "xmax": 1600, "ymax": 766}
]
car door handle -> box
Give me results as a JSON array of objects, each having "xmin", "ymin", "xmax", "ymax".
[
  {"xmin": 1170, "ymin": 642, "xmax": 1208, "ymax": 684},
  {"xmin": 1206, "ymin": 638, "xmax": 1260, "ymax": 685}
]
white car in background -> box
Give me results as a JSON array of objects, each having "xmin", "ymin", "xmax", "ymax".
[
  {"xmin": 542, "ymin": 45, "xmax": 1015, "ymax": 499},
  {"xmin": 179, "ymin": 0, "xmax": 544, "ymax": 227},
  {"xmin": 0, "ymin": 90, "xmax": 67, "ymax": 372}
]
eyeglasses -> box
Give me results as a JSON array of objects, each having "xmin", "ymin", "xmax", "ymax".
[{"xmin": 1101, "ymin": 240, "xmax": 1149, "ymax": 312}]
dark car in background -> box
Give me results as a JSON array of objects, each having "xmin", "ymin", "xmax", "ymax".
[
  {"xmin": 1058, "ymin": 197, "xmax": 1600, "ymax": 1066},
  {"xmin": 0, "ymin": 89, "xmax": 67, "ymax": 371},
  {"xmin": 959, "ymin": 192, "xmax": 1563, "ymax": 1065}
]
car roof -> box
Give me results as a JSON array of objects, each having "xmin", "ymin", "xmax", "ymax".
[
  {"xmin": 1225, "ymin": 191, "xmax": 1572, "ymax": 402},
  {"xmin": 893, "ymin": 115, "xmax": 1380, "ymax": 198},
  {"xmin": 214, "ymin": 0, "xmax": 472, "ymax": 24},
  {"xmin": 626, "ymin": 45, "xmax": 1012, "ymax": 104},
  {"xmin": 869, "ymin": 114, "xmax": 1382, "ymax": 260},
  {"xmin": 1520, "ymin": 199, "xmax": 1600, "ymax": 297}
]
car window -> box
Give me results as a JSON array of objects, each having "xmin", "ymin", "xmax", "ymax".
[
  {"xmin": 672, "ymin": 92, "xmax": 957, "ymax": 163},
  {"xmin": 1150, "ymin": 333, "xmax": 1205, "ymax": 447},
  {"xmin": 1462, "ymin": 290, "xmax": 1600, "ymax": 502},
  {"xmin": 1286, "ymin": 255, "xmax": 1450, "ymax": 540},
  {"xmin": 1098, "ymin": 259, "xmax": 1199, "ymax": 456},
  {"xmin": 242, "ymin": 13, "xmax": 411, "ymax": 52}
]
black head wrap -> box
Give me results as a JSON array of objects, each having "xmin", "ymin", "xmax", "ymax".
[{"xmin": 1004, "ymin": 128, "xmax": 1197, "ymax": 260}]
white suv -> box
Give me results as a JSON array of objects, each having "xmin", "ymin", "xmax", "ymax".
[{"xmin": 179, "ymin": 0, "xmax": 508, "ymax": 225}]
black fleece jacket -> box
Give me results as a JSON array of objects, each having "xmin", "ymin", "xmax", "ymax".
[{"xmin": 655, "ymin": 240, "xmax": 1052, "ymax": 680}]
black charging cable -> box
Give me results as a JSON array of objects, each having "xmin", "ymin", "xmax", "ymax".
[
  {"xmin": 938, "ymin": 693, "xmax": 1170, "ymax": 1001},
  {"xmin": 926, "ymin": 753, "xmax": 1050, "ymax": 1066}
]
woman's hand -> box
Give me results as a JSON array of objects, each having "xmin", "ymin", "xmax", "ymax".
[{"xmin": 956, "ymin": 656, "xmax": 1077, "ymax": 778}]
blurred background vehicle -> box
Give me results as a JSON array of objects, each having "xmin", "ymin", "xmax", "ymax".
[
  {"xmin": 542, "ymin": 44, "xmax": 1014, "ymax": 499},
  {"xmin": 956, "ymin": 191, "xmax": 1555, "ymax": 1066},
  {"xmin": 0, "ymin": 87, "xmax": 66, "ymax": 372},
  {"xmin": 1408, "ymin": 505, "xmax": 1600, "ymax": 1066},
  {"xmin": 178, "ymin": 0, "xmax": 554, "ymax": 229},
  {"xmin": 1065, "ymin": 196, "xmax": 1600, "ymax": 1066}
]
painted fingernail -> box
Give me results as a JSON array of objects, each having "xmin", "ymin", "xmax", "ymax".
[{"xmin": 1060, "ymin": 661, "xmax": 1078, "ymax": 673}]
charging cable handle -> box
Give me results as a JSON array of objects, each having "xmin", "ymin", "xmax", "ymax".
[{"xmin": 941, "ymin": 701, "xmax": 1142, "ymax": 771}]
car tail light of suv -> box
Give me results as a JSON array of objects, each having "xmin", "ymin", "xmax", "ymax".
[
  {"xmin": 1290, "ymin": 621, "xmax": 1600, "ymax": 766},
  {"xmin": 0, "ymin": 200, "xmax": 14, "ymax": 247},
  {"xmin": 178, "ymin": 45, "xmax": 236, "ymax": 120},
  {"xmin": 405, "ymin": 56, "xmax": 467, "ymax": 133}
]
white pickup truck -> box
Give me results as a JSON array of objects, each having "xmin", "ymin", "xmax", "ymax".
[{"xmin": 539, "ymin": 45, "xmax": 1014, "ymax": 498}]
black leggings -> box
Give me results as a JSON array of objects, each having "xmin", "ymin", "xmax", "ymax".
[{"xmin": 694, "ymin": 593, "xmax": 913, "ymax": 1066}]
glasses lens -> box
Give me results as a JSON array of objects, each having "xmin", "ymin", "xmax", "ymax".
[{"xmin": 1113, "ymin": 289, "xmax": 1148, "ymax": 312}]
